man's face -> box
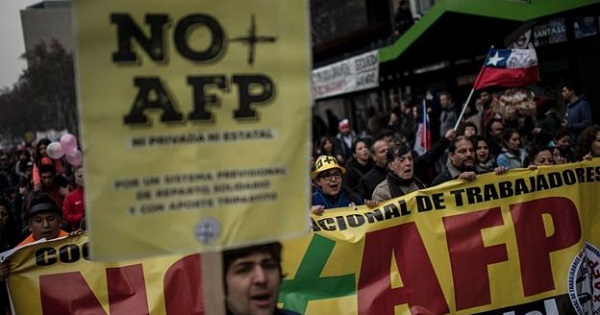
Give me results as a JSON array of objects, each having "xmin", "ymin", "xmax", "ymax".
[
  {"xmin": 440, "ymin": 94, "xmax": 451, "ymax": 108},
  {"xmin": 592, "ymin": 131, "xmax": 600, "ymax": 158},
  {"xmin": 225, "ymin": 251, "xmax": 281, "ymax": 315},
  {"xmin": 561, "ymin": 87, "xmax": 574, "ymax": 100},
  {"xmin": 372, "ymin": 141, "xmax": 390, "ymax": 167},
  {"xmin": 450, "ymin": 139, "xmax": 475, "ymax": 170},
  {"xmin": 75, "ymin": 168, "xmax": 85, "ymax": 187},
  {"xmin": 390, "ymin": 152, "xmax": 414, "ymax": 180},
  {"xmin": 29, "ymin": 212, "xmax": 62, "ymax": 241},
  {"xmin": 0, "ymin": 206, "xmax": 9, "ymax": 229},
  {"xmin": 339, "ymin": 124, "xmax": 350, "ymax": 135},
  {"xmin": 490, "ymin": 121, "xmax": 504, "ymax": 139},
  {"xmin": 0, "ymin": 155, "xmax": 9, "ymax": 169},
  {"xmin": 316, "ymin": 169, "xmax": 343, "ymax": 196},
  {"xmin": 479, "ymin": 92, "xmax": 491, "ymax": 106},
  {"xmin": 464, "ymin": 126, "xmax": 476, "ymax": 138},
  {"xmin": 40, "ymin": 171, "xmax": 54, "ymax": 188}
]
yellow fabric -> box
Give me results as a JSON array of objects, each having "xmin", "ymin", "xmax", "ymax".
[{"xmin": 73, "ymin": 0, "xmax": 312, "ymax": 261}]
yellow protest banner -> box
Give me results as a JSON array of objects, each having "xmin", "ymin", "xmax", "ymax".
[
  {"xmin": 6, "ymin": 234, "xmax": 224, "ymax": 314},
  {"xmin": 73, "ymin": 0, "xmax": 312, "ymax": 260},
  {"xmin": 8, "ymin": 161, "xmax": 600, "ymax": 314},
  {"xmin": 278, "ymin": 160, "xmax": 600, "ymax": 314}
]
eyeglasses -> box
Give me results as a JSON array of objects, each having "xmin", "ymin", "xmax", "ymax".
[{"xmin": 318, "ymin": 172, "xmax": 342, "ymax": 181}]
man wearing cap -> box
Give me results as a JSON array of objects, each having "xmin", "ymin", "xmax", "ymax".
[
  {"xmin": 311, "ymin": 156, "xmax": 375, "ymax": 215},
  {"xmin": 335, "ymin": 119, "xmax": 357, "ymax": 163},
  {"xmin": 0, "ymin": 194, "xmax": 81, "ymax": 281},
  {"xmin": 18, "ymin": 193, "xmax": 70, "ymax": 247}
]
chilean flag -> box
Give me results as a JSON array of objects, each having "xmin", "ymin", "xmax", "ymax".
[
  {"xmin": 473, "ymin": 47, "xmax": 539, "ymax": 90},
  {"xmin": 413, "ymin": 100, "xmax": 431, "ymax": 156}
]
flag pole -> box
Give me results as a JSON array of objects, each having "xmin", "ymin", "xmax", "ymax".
[
  {"xmin": 422, "ymin": 99, "xmax": 428, "ymax": 149},
  {"xmin": 454, "ymin": 88, "xmax": 476, "ymax": 130},
  {"xmin": 454, "ymin": 45, "xmax": 494, "ymax": 130}
]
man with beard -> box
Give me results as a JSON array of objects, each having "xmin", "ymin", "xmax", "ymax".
[
  {"xmin": 431, "ymin": 136, "xmax": 482, "ymax": 186},
  {"xmin": 311, "ymin": 155, "xmax": 376, "ymax": 215},
  {"xmin": 372, "ymin": 142, "xmax": 427, "ymax": 202},
  {"xmin": 223, "ymin": 242, "xmax": 299, "ymax": 315}
]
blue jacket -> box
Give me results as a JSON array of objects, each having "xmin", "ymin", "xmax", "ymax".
[
  {"xmin": 312, "ymin": 189, "xmax": 364, "ymax": 209},
  {"xmin": 496, "ymin": 147, "xmax": 527, "ymax": 169},
  {"xmin": 565, "ymin": 96, "xmax": 592, "ymax": 140}
]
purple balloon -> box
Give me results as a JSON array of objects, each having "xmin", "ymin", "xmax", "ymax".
[
  {"xmin": 66, "ymin": 149, "xmax": 83, "ymax": 167},
  {"xmin": 60, "ymin": 133, "xmax": 78, "ymax": 153}
]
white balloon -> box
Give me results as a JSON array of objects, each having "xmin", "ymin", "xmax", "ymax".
[{"xmin": 46, "ymin": 142, "xmax": 65, "ymax": 159}]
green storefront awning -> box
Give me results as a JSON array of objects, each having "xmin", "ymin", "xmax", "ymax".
[{"xmin": 378, "ymin": 0, "xmax": 600, "ymax": 69}]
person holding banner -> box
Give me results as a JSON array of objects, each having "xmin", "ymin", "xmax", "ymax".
[
  {"xmin": 431, "ymin": 136, "xmax": 507, "ymax": 186},
  {"xmin": 223, "ymin": 242, "xmax": 299, "ymax": 315},
  {"xmin": 371, "ymin": 142, "xmax": 427, "ymax": 203},
  {"xmin": 525, "ymin": 145, "xmax": 554, "ymax": 167},
  {"xmin": 311, "ymin": 155, "xmax": 376, "ymax": 215},
  {"xmin": 0, "ymin": 194, "xmax": 82, "ymax": 282},
  {"xmin": 472, "ymin": 135, "xmax": 498, "ymax": 173},
  {"xmin": 575, "ymin": 125, "xmax": 600, "ymax": 161},
  {"xmin": 17, "ymin": 193, "xmax": 69, "ymax": 247}
]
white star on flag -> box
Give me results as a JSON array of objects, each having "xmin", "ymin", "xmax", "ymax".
[{"xmin": 487, "ymin": 51, "xmax": 504, "ymax": 66}]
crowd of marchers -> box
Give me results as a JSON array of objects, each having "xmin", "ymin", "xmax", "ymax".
[{"xmin": 310, "ymin": 83, "xmax": 597, "ymax": 214}]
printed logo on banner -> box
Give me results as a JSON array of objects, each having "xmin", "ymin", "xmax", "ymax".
[
  {"xmin": 195, "ymin": 217, "xmax": 221, "ymax": 244},
  {"xmin": 568, "ymin": 242, "xmax": 600, "ymax": 315}
]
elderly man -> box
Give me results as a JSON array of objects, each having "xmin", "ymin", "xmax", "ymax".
[
  {"xmin": 223, "ymin": 242, "xmax": 299, "ymax": 315},
  {"xmin": 372, "ymin": 142, "xmax": 427, "ymax": 202}
]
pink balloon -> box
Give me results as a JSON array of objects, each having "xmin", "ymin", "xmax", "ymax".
[
  {"xmin": 46, "ymin": 142, "xmax": 65, "ymax": 159},
  {"xmin": 60, "ymin": 133, "xmax": 78, "ymax": 153},
  {"xmin": 66, "ymin": 149, "xmax": 83, "ymax": 167}
]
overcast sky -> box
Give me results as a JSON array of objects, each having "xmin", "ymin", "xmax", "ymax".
[{"xmin": 0, "ymin": 0, "xmax": 40, "ymax": 90}]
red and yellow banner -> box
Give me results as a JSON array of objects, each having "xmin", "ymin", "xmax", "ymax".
[{"xmin": 6, "ymin": 160, "xmax": 600, "ymax": 314}]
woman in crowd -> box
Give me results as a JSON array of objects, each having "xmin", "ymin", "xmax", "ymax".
[
  {"xmin": 13, "ymin": 148, "xmax": 31, "ymax": 182},
  {"xmin": 575, "ymin": 125, "xmax": 600, "ymax": 161},
  {"xmin": 526, "ymin": 145, "xmax": 554, "ymax": 167},
  {"xmin": 314, "ymin": 136, "xmax": 343, "ymax": 165},
  {"xmin": 32, "ymin": 139, "xmax": 64, "ymax": 191},
  {"xmin": 311, "ymin": 155, "xmax": 375, "ymax": 215},
  {"xmin": 496, "ymin": 128, "xmax": 527, "ymax": 169},
  {"xmin": 550, "ymin": 128, "xmax": 574, "ymax": 163},
  {"xmin": 472, "ymin": 135, "xmax": 497, "ymax": 173},
  {"xmin": 343, "ymin": 139, "xmax": 373, "ymax": 193},
  {"xmin": 371, "ymin": 142, "xmax": 427, "ymax": 203},
  {"xmin": 551, "ymin": 147, "xmax": 567, "ymax": 165}
]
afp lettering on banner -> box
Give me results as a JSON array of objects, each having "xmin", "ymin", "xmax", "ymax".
[{"xmin": 279, "ymin": 160, "xmax": 600, "ymax": 315}]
